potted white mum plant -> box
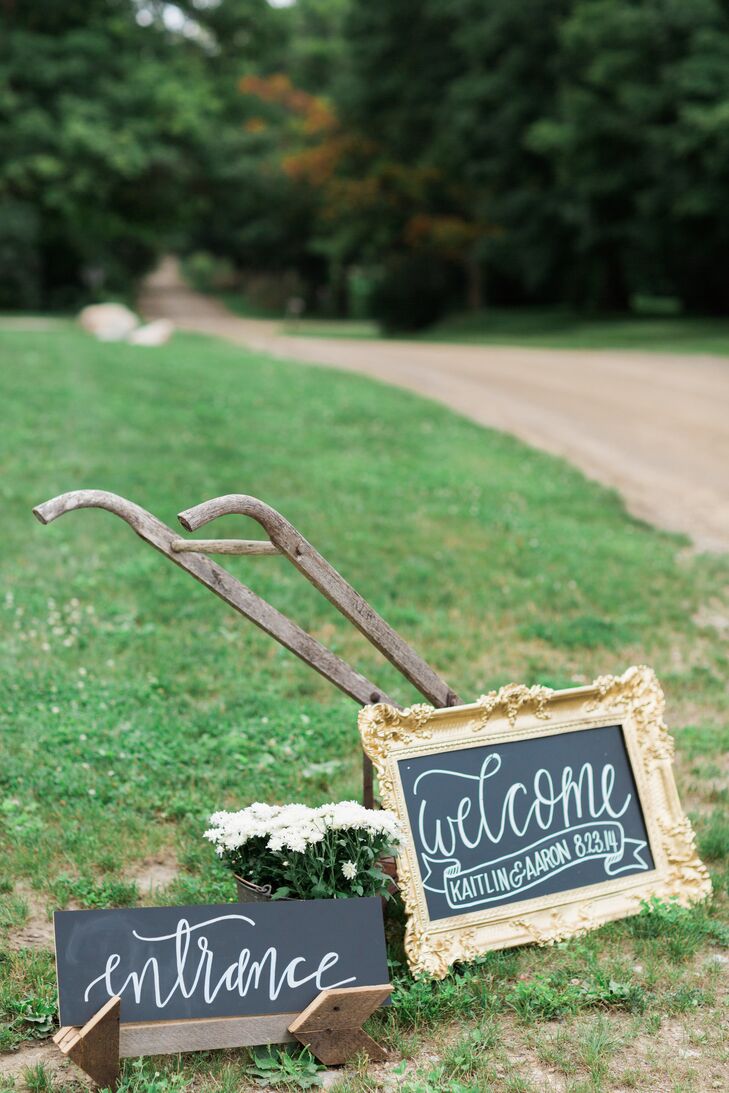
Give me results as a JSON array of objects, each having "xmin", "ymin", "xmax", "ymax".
[{"xmin": 204, "ymin": 801, "xmax": 405, "ymax": 902}]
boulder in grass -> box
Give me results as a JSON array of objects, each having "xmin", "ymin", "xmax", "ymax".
[
  {"xmin": 78, "ymin": 303, "xmax": 139, "ymax": 342},
  {"xmin": 127, "ymin": 318, "xmax": 174, "ymax": 346}
]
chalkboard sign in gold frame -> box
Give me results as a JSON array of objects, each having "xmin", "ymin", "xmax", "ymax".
[{"xmin": 359, "ymin": 666, "xmax": 710, "ymax": 978}]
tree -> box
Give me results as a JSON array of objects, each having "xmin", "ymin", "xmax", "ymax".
[
  {"xmin": 0, "ymin": 1, "xmax": 220, "ymax": 306},
  {"xmin": 527, "ymin": 0, "xmax": 729, "ymax": 310},
  {"xmin": 160, "ymin": 2, "xmax": 348, "ymax": 310},
  {"xmin": 324, "ymin": 0, "xmax": 492, "ymax": 327},
  {"xmin": 439, "ymin": 0, "xmax": 729, "ymax": 312},
  {"xmin": 191, "ymin": 73, "xmax": 329, "ymax": 295},
  {"xmin": 6, "ymin": 0, "xmax": 729, "ymax": 317},
  {"xmin": 440, "ymin": 0, "xmax": 572, "ymax": 306}
]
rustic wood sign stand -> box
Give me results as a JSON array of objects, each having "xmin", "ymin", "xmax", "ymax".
[
  {"xmin": 289, "ymin": 984, "xmax": 392, "ymax": 1065},
  {"xmin": 54, "ymin": 997, "xmax": 120, "ymax": 1090},
  {"xmin": 53, "ymin": 985, "xmax": 392, "ymax": 1088},
  {"xmin": 33, "ymin": 490, "xmax": 461, "ymax": 806}
]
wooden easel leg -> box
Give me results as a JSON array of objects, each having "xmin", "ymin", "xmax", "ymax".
[
  {"xmin": 53, "ymin": 996, "xmax": 121, "ymax": 1089},
  {"xmin": 363, "ymin": 753, "xmax": 374, "ymax": 809},
  {"xmin": 288, "ymin": 984, "xmax": 391, "ymax": 1066}
]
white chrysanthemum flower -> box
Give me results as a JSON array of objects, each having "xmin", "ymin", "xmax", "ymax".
[
  {"xmin": 283, "ymin": 833, "xmax": 308, "ymax": 853},
  {"xmin": 205, "ymin": 801, "xmax": 405, "ymax": 863},
  {"xmin": 341, "ymin": 861, "xmax": 357, "ymax": 880}
]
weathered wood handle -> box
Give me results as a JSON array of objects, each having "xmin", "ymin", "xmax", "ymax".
[
  {"xmin": 179, "ymin": 494, "xmax": 461, "ymax": 709},
  {"xmin": 33, "ymin": 490, "xmax": 396, "ymax": 709}
]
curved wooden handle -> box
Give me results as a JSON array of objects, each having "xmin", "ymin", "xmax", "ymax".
[
  {"xmin": 32, "ymin": 490, "xmax": 395, "ymax": 708},
  {"xmin": 34, "ymin": 489, "xmax": 160, "ymax": 534},
  {"xmin": 179, "ymin": 495, "xmax": 460, "ymax": 708}
]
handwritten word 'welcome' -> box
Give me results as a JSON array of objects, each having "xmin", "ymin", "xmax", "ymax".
[{"xmin": 414, "ymin": 754, "xmax": 632, "ymax": 870}]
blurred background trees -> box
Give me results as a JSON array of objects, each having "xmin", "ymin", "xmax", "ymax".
[{"xmin": 2, "ymin": 0, "xmax": 729, "ymax": 327}]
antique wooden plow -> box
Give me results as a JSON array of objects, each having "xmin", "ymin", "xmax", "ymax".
[{"xmin": 33, "ymin": 490, "xmax": 461, "ymax": 806}]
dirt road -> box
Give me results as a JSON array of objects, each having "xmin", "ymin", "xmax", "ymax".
[{"xmin": 140, "ymin": 260, "xmax": 729, "ymax": 552}]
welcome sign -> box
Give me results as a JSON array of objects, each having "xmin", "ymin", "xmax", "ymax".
[
  {"xmin": 359, "ymin": 667, "xmax": 711, "ymax": 978},
  {"xmin": 55, "ymin": 898, "xmax": 389, "ymax": 1028},
  {"xmin": 400, "ymin": 724, "xmax": 653, "ymax": 919}
]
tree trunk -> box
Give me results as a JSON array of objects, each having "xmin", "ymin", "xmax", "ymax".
[
  {"xmin": 465, "ymin": 253, "xmax": 483, "ymax": 311},
  {"xmin": 600, "ymin": 246, "xmax": 629, "ymax": 311}
]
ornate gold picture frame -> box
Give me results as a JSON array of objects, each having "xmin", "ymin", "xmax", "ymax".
[{"xmin": 359, "ymin": 666, "xmax": 710, "ymax": 978}]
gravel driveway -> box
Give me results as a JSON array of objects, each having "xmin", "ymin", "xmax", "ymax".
[{"xmin": 140, "ymin": 260, "xmax": 729, "ymax": 552}]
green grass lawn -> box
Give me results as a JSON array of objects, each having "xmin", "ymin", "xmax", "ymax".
[
  {"xmin": 162, "ymin": 281, "xmax": 729, "ymax": 355},
  {"xmin": 1, "ymin": 325, "xmax": 728, "ymax": 1092},
  {"xmin": 217, "ymin": 290, "xmax": 380, "ymax": 340},
  {"xmin": 419, "ymin": 308, "xmax": 729, "ymax": 355},
  {"xmin": 225, "ymin": 301, "xmax": 729, "ymax": 356}
]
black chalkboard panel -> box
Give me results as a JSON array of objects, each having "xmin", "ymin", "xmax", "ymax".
[
  {"xmin": 55, "ymin": 898, "xmax": 388, "ymax": 1027},
  {"xmin": 398, "ymin": 724, "xmax": 654, "ymax": 921}
]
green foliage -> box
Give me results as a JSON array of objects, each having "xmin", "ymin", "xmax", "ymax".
[
  {"xmin": 437, "ymin": 1023, "xmax": 499, "ymax": 1081},
  {"xmin": 697, "ymin": 809, "xmax": 729, "ymax": 862},
  {"xmin": 0, "ymin": 892, "xmax": 28, "ymax": 936},
  {"xmin": 389, "ymin": 966, "xmax": 493, "ymax": 1029},
  {"xmin": 317, "ymin": 0, "xmax": 729, "ymax": 319},
  {"xmin": 6, "ymin": 2, "xmax": 729, "ymax": 320},
  {"xmin": 245, "ymin": 1047, "xmax": 323, "ymax": 1089},
  {"xmin": 506, "ymin": 971, "xmax": 646, "ymax": 1022},
  {"xmin": 439, "ymin": 0, "xmax": 729, "ymax": 313},
  {"xmin": 341, "ymin": 1, "xmax": 460, "ymax": 161},
  {"xmin": 181, "ymin": 253, "xmax": 236, "ymax": 295},
  {"xmin": 21, "ymin": 1065, "xmax": 58, "ymax": 1093},
  {"xmin": 370, "ymin": 255, "xmax": 460, "ymax": 333},
  {"xmin": 529, "ymin": 0, "xmax": 729, "ymax": 312},
  {"xmin": 114, "ymin": 1058, "xmax": 193, "ymax": 1093},
  {"xmin": 0, "ymin": 201, "xmax": 41, "ymax": 310},
  {"xmin": 392, "ymin": 1023, "xmax": 500, "ymax": 1091},
  {"xmin": 0, "ymin": 3, "xmax": 218, "ymax": 307},
  {"xmin": 438, "ymin": 0, "xmax": 567, "ymax": 306},
  {"xmin": 664, "ymin": 985, "xmax": 714, "ymax": 1013},
  {"xmin": 0, "ymin": 949, "xmax": 57, "ymax": 1050},
  {"xmin": 50, "ymin": 873, "xmax": 139, "ymax": 909},
  {"xmin": 5, "ymin": 996, "xmax": 56, "ymax": 1038},
  {"xmin": 626, "ymin": 897, "xmax": 729, "ymax": 957}
]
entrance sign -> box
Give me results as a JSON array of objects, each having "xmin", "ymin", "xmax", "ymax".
[
  {"xmin": 359, "ymin": 666, "xmax": 710, "ymax": 978},
  {"xmin": 55, "ymin": 898, "xmax": 388, "ymax": 1028}
]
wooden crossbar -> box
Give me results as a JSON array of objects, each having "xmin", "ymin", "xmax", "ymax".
[{"xmin": 170, "ymin": 538, "xmax": 280, "ymax": 555}]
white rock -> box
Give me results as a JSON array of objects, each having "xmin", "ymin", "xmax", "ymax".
[
  {"xmin": 127, "ymin": 319, "xmax": 174, "ymax": 346},
  {"xmin": 78, "ymin": 303, "xmax": 139, "ymax": 342},
  {"xmin": 319, "ymin": 1072, "xmax": 341, "ymax": 1090}
]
